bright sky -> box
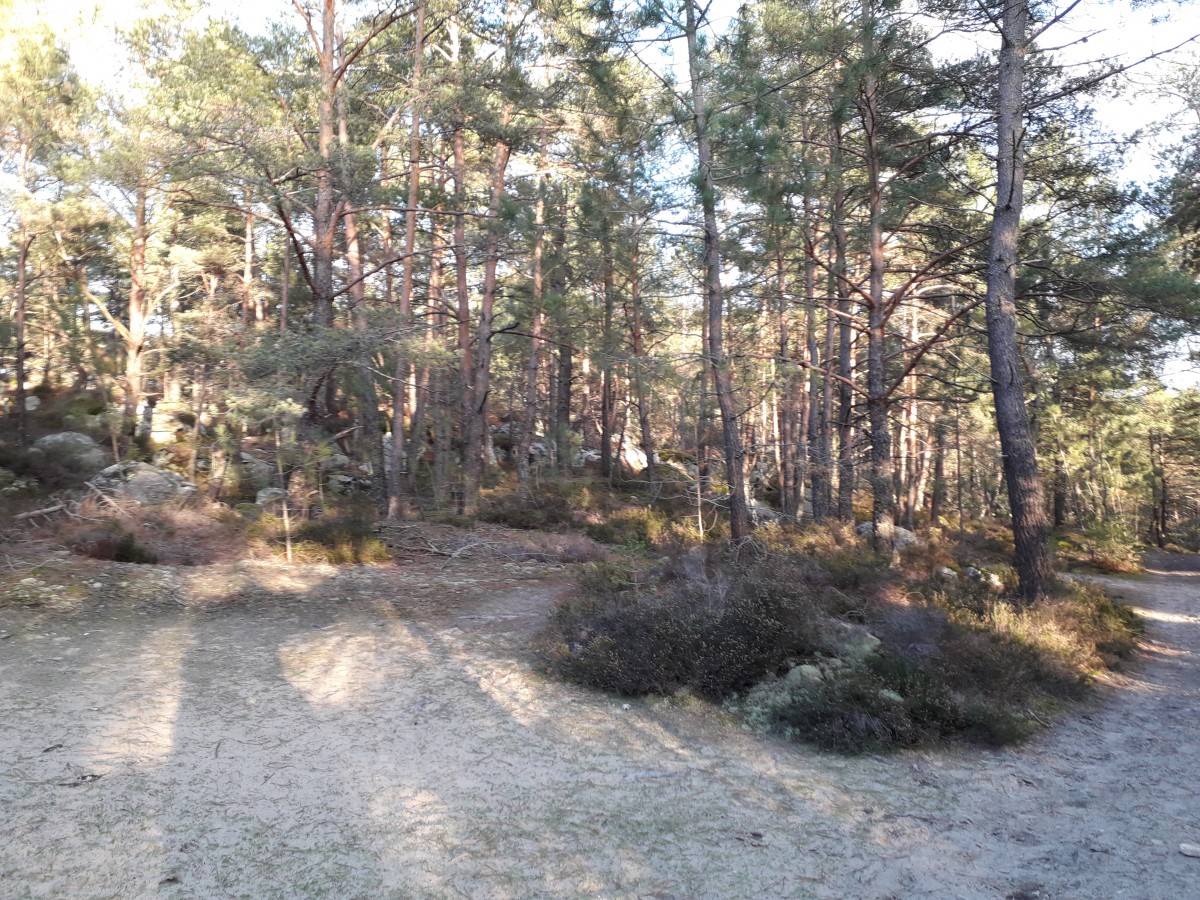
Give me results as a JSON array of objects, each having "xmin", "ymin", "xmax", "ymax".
[
  {"xmin": 9, "ymin": 0, "xmax": 1195, "ymax": 188},
  {"xmin": 6, "ymin": 0, "xmax": 1199, "ymax": 383}
]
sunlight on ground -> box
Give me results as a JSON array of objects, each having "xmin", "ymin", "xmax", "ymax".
[
  {"xmin": 83, "ymin": 621, "xmax": 192, "ymax": 771},
  {"xmin": 1131, "ymin": 606, "xmax": 1200, "ymax": 626}
]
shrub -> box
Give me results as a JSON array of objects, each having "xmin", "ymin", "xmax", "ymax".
[
  {"xmin": 541, "ymin": 524, "xmax": 1144, "ymax": 754},
  {"xmin": 584, "ymin": 506, "xmax": 670, "ymax": 549},
  {"xmin": 250, "ymin": 501, "xmax": 392, "ymax": 565},
  {"xmin": 479, "ymin": 487, "xmax": 575, "ymax": 530},
  {"xmin": 73, "ymin": 527, "xmax": 159, "ymax": 564},
  {"xmin": 744, "ymin": 668, "xmax": 920, "ymax": 753},
  {"xmin": 540, "ymin": 559, "xmax": 825, "ymax": 699}
]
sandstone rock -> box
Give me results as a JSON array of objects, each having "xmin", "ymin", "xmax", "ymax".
[
  {"xmin": 255, "ymin": 487, "xmax": 286, "ymax": 506},
  {"xmin": 827, "ymin": 621, "xmax": 881, "ymax": 661},
  {"xmin": 749, "ymin": 498, "xmax": 783, "ymax": 525},
  {"xmin": 89, "ymin": 462, "xmax": 196, "ymax": 506},
  {"xmin": 239, "ymin": 452, "xmax": 274, "ymax": 487},
  {"xmin": 784, "ymin": 665, "xmax": 824, "ymax": 687},
  {"xmin": 319, "ymin": 453, "xmax": 352, "ymax": 471},
  {"xmin": 855, "ymin": 521, "xmax": 924, "ymax": 550},
  {"xmin": 30, "ymin": 432, "xmax": 107, "ymax": 472}
]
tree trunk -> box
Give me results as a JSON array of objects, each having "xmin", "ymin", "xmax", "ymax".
[
  {"xmin": 388, "ymin": 0, "xmax": 425, "ymax": 518},
  {"xmin": 599, "ymin": 232, "xmax": 615, "ymax": 480},
  {"xmin": 463, "ymin": 132, "xmax": 511, "ymax": 514},
  {"xmin": 518, "ymin": 149, "xmax": 549, "ymax": 484},
  {"xmin": 14, "ymin": 228, "xmax": 31, "ymax": 441},
  {"xmin": 126, "ymin": 185, "xmax": 149, "ymax": 434},
  {"xmin": 312, "ymin": 0, "xmax": 337, "ymax": 332},
  {"xmin": 627, "ymin": 235, "xmax": 655, "ymax": 483},
  {"xmin": 685, "ymin": 0, "xmax": 749, "ymax": 541},
  {"xmin": 984, "ymin": 0, "xmax": 1054, "ymax": 602},
  {"xmin": 832, "ymin": 137, "xmax": 856, "ymax": 522},
  {"xmin": 862, "ymin": 0, "xmax": 894, "ymax": 554}
]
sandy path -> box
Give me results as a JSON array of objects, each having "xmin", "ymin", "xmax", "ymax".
[{"xmin": 0, "ymin": 554, "xmax": 1197, "ymax": 899}]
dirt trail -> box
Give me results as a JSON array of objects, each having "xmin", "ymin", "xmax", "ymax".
[{"xmin": 0, "ymin": 552, "xmax": 1197, "ymax": 899}]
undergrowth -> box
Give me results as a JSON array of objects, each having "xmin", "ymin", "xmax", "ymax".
[{"xmin": 538, "ymin": 529, "xmax": 1143, "ymax": 754}]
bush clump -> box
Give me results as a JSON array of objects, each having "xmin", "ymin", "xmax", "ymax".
[
  {"xmin": 540, "ymin": 558, "xmax": 825, "ymax": 699},
  {"xmin": 249, "ymin": 501, "xmax": 392, "ymax": 565},
  {"xmin": 540, "ymin": 527, "xmax": 1144, "ymax": 754}
]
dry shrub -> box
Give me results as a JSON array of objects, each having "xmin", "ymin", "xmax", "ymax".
[
  {"xmin": 50, "ymin": 496, "xmax": 248, "ymax": 566},
  {"xmin": 539, "ymin": 557, "xmax": 827, "ymax": 699},
  {"xmin": 248, "ymin": 500, "xmax": 392, "ymax": 565}
]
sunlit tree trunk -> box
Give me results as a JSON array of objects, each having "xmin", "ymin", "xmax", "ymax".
[
  {"xmin": 984, "ymin": 0, "xmax": 1054, "ymax": 602},
  {"xmin": 684, "ymin": 0, "xmax": 749, "ymax": 540}
]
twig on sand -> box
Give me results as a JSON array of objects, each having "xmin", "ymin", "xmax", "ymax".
[{"xmin": 11, "ymin": 504, "xmax": 65, "ymax": 521}]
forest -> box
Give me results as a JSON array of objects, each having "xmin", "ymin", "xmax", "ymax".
[
  {"xmin": 3, "ymin": 1, "xmax": 1200, "ymax": 892},
  {"xmin": 2, "ymin": 0, "xmax": 1200, "ymax": 587}
]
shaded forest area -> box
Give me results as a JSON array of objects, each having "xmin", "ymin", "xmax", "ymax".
[{"xmin": 3, "ymin": 0, "xmax": 1200, "ymax": 598}]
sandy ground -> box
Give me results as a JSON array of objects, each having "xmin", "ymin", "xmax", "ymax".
[{"xmin": 0, "ymin": 549, "xmax": 1197, "ymax": 899}]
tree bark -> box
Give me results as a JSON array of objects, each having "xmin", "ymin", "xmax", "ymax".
[
  {"xmin": 861, "ymin": 0, "xmax": 894, "ymax": 553},
  {"xmin": 518, "ymin": 149, "xmax": 549, "ymax": 484},
  {"xmin": 684, "ymin": 0, "xmax": 749, "ymax": 541},
  {"xmin": 984, "ymin": 0, "xmax": 1055, "ymax": 602},
  {"xmin": 125, "ymin": 185, "xmax": 149, "ymax": 434}
]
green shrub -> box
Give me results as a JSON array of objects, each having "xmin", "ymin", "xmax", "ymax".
[
  {"xmin": 113, "ymin": 532, "xmax": 159, "ymax": 564},
  {"xmin": 480, "ymin": 489, "xmax": 575, "ymax": 530},
  {"xmin": 584, "ymin": 507, "xmax": 670, "ymax": 549},
  {"xmin": 744, "ymin": 668, "xmax": 920, "ymax": 753},
  {"xmin": 541, "ymin": 526, "xmax": 1144, "ymax": 754},
  {"xmin": 540, "ymin": 559, "xmax": 825, "ymax": 699}
]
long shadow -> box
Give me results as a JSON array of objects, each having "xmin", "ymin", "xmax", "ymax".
[{"xmin": 15, "ymin": 554, "xmax": 1166, "ymax": 899}]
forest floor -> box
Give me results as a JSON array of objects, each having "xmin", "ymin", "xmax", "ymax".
[{"xmin": 0, "ymin": 542, "xmax": 1197, "ymax": 899}]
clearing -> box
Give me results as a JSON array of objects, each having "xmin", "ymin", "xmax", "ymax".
[{"xmin": 0, "ymin": 549, "xmax": 1197, "ymax": 899}]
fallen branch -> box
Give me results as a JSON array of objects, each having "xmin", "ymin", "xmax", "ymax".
[{"xmin": 11, "ymin": 504, "xmax": 65, "ymax": 521}]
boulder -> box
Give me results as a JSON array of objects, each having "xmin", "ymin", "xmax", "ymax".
[
  {"xmin": 319, "ymin": 453, "xmax": 352, "ymax": 471},
  {"xmin": 964, "ymin": 566, "xmax": 1004, "ymax": 590},
  {"xmin": 255, "ymin": 487, "xmax": 286, "ymax": 507},
  {"xmin": 749, "ymin": 498, "xmax": 783, "ymax": 525},
  {"xmin": 24, "ymin": 395, "xmax": 40, "ymax": 411},
  {"xmin": 573, "ymin": 448, "xmax": 603, "ymax": 467},
  {"xmin": 855, "ymin": 521, "xmax": 924, "ymax": 550},
  {"xmin": 827, "ymin": 621, "xmax": 882, "ymax": 661},
  {"xmin": 239, "ymin": 452, "xmax": 274, "ymax": 488},
  {"xmin": 89, "ymin": 462, "xmax": 196, "ymax": 506},
  {"xmin": 785, "ymin": 664, "xmax": 824, "ymax": 686},
  {"xmin": 30, "ymin": 432, "xmax": 107, "ymax": 472}
]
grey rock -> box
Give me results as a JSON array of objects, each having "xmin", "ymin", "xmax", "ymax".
[
  {"xmin": 89, "ymin": 462, "xmax": 196, "ymax": 506},
  {"xmin": 30, "ymin": 432, "xmax": 107, "ymax": 472},
  {"xmin": 855, "ymin": 521, "xmax": 924, "ymax": 550},
  {"xmin": 785, "ymin": 664, "xmax": 824, "ymax": 686},
  {"xmin": 937, "ymin": 566, "xmax": 959, "ymax": 581},
  {"xmin": 255, "ymin": 487, "xmax": 286, "ymax": 506},
  {"xmin": 319, "ymin": 453, "xmax": 352, "ymax": 471},
  {"xmin": 24, "ymin": 395, "xmax": 40, "ymax": 411},
  {"xmin": 1180, "ymin": 842, "xmax": 1200, "ymax": 858},
  {"xmin": 749, "ymin": 498, "xmax": 783, "ymax": 525},
  {"xmin": 239, "ymin": 452, "xmax": 274, "ymax": 487},
  {"xmin": 827, "ymin": 621, "xmax": 881, "ymax": 661}
]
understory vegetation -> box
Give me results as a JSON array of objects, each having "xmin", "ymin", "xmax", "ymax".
[
  {"xmin": 0, "ymin": 0, "xmax": 1189, "ymax": 755},
  {"xmin": 537, "ymin": 521, "xmax": 1141, "ymax": 753}
]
